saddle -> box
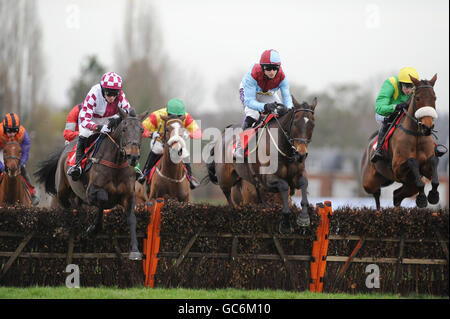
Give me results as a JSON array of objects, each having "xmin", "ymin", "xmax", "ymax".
[{"xmin": 232, "ymin": 114, "xmax": 277, "ymax": 158}]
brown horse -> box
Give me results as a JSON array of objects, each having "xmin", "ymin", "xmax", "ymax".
[
  {"xmin": 361, "ymin": 74, "xmax": 441, "ymax": 210},
  {"xmin": 35, "ymin": 109, "xmax": 148, "ymax": 260},
  {"xmin": 231, "ymin": 178, "xmax": 292, "ymax": 207},
  {"xmin": 148, "ymin": 116, "xmax": 190, "ymax": 201},
  {"xmin": 0, "ymin": 141, "xmax": 31, "ymax": 206},
  {"xmin": 207, "ymin": 96, "xmax": 317, "ymax": 234}
]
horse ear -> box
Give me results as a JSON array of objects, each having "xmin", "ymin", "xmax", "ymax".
[
  {"xmin": 429, "ymin": 73, "xmax": 437, "ymax": 87},
  {"xmin": 409, "ymin": 75, "xmax": 420, "ymax": 86},
  {"xmin": 118, "ymin": 107, "xmax": 128, "ymax": 119},
  {"xmin": 179, "ymin": 114, "xmax": 186, "ymax": 122},
  {"xmin": 311, "ymin": 97, "xmax": 318, "ymax": 110},
  {"xmin": 160, "ymin": 115, "xmax": 168, "ymax": 122},
  {"xmin": 291, "ymin": 95, "xmax": 300, "ymax": 107},
  {"xmin": 138, "ymin": 111, "xmax": 149, "ymax": 122}
]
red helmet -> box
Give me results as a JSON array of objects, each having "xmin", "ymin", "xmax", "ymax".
[
  {"xmin": 100, "ymin": 72, "xmax": 123, "ymax": 90},
  {"xmin": 260, "ymin": 49, "xmax": 281, "ymax": 66}
]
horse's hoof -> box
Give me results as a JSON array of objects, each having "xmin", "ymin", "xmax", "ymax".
[
  {"xmin": 427, "ymin": 190, "xmax": 440, "ymax": 205},
  {"xmin": 297, "ymin": 213, "xmax": 310, "ymax": 227},
  {"xmin": 279, "ymin": 220, "xmax": 293, "ymax": 235},
  {"xmin": 129, "ymin": 251, "xmax": 142, "ymax": 261},
  {"xmin": 416, "ymin": 193, "xmax": 427, "ymax": 208}
]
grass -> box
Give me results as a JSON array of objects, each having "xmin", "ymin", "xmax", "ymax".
[{"xmin": 0, "ymin": 286, "xmax": 445, "ymax": 299}]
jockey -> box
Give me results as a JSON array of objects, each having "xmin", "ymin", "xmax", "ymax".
[
  {"xmin": 63, "ymin": 103, "xmax": 82, "ymax": 144},
  {"xmin": 239, "ymin": 49, "xmax": 293, "ymax": 130},
  {"xmin": 67, "ymin": 72, "xmax": 133, "ymax": 180},
  {"xmin": 142, "ymin": 98, "xmax": 202, "ymax": 190},
  {"xmin": 371, "ymin": 67, "xmax": 419, "ymax": 163},
  {"xmin": 0, "ymin": 113, "xmax": 39, "ymax": 206}
]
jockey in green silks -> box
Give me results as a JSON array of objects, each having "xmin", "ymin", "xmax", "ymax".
[{"xmin": 371, "ymin": 67, "xmax": 420, "ymax": 163}]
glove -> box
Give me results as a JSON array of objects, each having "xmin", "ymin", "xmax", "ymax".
[
  {"xmin": 96, "ymin": 125, "xmax": 111, "ymax": 134},
  {"xmin": 263, "ymin": 102, "xmax": 278, "ymax": 113},
  {"xmin": 395, "ymin": 102, "xmax": 408, "ymax": 112},
  {"xmin": 152, "ymin": 132, "xmax": 160, "ymax": 139},
  {"xmin": 275, "ymin": 103, "xmax": 288, "ymax": 116}
]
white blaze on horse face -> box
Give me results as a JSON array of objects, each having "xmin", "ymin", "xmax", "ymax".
[
  {"xmin": 304, "ymin": 117, "xmax": 309, "ymax": 124},
  {"xmin": 167, "ymin": 121, "xmax": 190, "ymax": 159}
]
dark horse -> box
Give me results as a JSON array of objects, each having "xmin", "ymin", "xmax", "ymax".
[
  {"xmin": 148, "ymin": 115, "xmax": 190, "ymax": 201},
  {"xmin": 361, "ymin": 74, "xmax": 441, "ymax": 210},
  {"xmin": 35, "ymin": 109, "xmax": 148, "ymax": 260},
  {"xmin": 207, "ymin": 96, "xmax": 317, "ymax": 234},
  {"xmin": 0, "ymin": 141, "xmax": 31, "ymax": 206}
]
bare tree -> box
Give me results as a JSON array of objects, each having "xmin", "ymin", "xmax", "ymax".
[
  {"xmin": 0, "ymin": 0, "xmax": 44, "ymax": 118},
  {"xmin": 114, "ymin": 0, "xmax": 204, "ymax": 113}
]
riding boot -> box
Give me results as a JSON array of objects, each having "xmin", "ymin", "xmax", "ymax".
[
  {"xmin": 21, "ymin": 166, "xmax": 39, "ymax": 206},
  {"xmin": 241, "ymin": 116, "xmax": 257, "ymax": 131},
  {"xmin": 234, "ymin": 117, "xmax": 257, "ymax": 160},
  {"xmin": 67, "ymin": 136, "xmax": 88, "ymax": 181},
  {"xmin": 184, "ymin": 162, "xmax": 199, "ymax": 189},
  {"xmin": 143, "ymin": 151, "xmax": 162, "ymax": 176},
  {"xmin": 371, "ymin": 118, "xmax": 391, "ymax": 163}
]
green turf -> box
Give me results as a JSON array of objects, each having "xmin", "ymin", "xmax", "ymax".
[{"xmin": 0, "ymin": 286, "xmax": 445, "ymax": 299}]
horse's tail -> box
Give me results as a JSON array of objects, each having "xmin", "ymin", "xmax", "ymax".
[
  {"xmin": 204, "ymin": 140, "xmax": 218, "ymax": 185},
  {"xmin": 34, "ymin": 146, "xmax": 65, "ymax": 195}
]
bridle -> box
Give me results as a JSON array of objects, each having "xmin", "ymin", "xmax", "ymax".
[
  {"xmin": 398, "ymin": 84, "xmax": 437, "ymax": 137},
  {"xmin": 104, "ymin": 117, "xmax": 143, "ymax": 161},
  {"xmin": 271, "ymin": 106, "xmax": 314, "ymax": 162}
]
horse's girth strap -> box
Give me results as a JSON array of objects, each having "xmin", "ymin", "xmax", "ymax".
[{"xmin": 91, "ymin": 158, "xmax": 128, "ymax": 169}]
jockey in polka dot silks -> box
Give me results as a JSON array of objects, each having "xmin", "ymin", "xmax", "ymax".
[{"xmin": 67, "ymin": 72, "xmax": 133, "ymax": 180}]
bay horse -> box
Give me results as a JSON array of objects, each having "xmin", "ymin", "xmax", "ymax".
[
  {"xmin": 361, "ymin": 74, "xmax": 441, "ymax": 210},
  {"xmin": 148, "ymin": 115, "xmax": 190, "ymax": 201},
  {"xmin": 0, "ymin": 141, "xmax": 31, "ymax": 206},
  {"xmin": 34, "ymin": 109, "xmax": 148, "ymax": 260},
  {"xmin": 207, "ymin": 96, "xmax": 317, "ymax": 234}
]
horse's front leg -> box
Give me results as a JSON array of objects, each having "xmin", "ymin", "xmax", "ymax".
[
  {"xmin": 406, "ymin": 158, "xmax": 427, "ymax": 208},
  {"xmin": 267, "ymin": 178, "xmax": 292, "ymax": 234},
  {"xmin": 86, "ymin": 186, "xmax": 108, "ymax": 236},
  {"xmin": 427, "ymin": 155, "xmax": 440, "ymax": 205},
  {"xmin": 125, "ymin": 195, "xmax": 142, "ymax": 260},
  {"xmin": 296, "ymin": 175, "xmax": 311, "ymax": 227}
]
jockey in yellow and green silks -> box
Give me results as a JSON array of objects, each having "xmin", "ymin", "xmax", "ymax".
[
  {"xmin": 142, "ymin": 98, "xmax": 202, "ymax": 189},
  {"xmin": 371, "ymin": 67, "xmax": 419, "ymax": 163}
]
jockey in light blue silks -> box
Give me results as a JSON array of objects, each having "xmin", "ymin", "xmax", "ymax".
[{"xmin": 239, "ymin": 49, "xmax": 293, "ymax": 130}]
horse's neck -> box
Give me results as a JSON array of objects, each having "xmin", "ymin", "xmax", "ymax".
[
  {"xmin": 97, "ymin": 134, "xmax": 122, "ymax": 163},
  {"xmin": 160, "ymin": 146, "xmax": 184, "ymax": 179},
  {"xmin": 403, "ymin": 94, "xmax": 419, "ymax": 131}
]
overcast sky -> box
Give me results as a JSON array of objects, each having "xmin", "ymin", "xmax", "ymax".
[{"xmin": 37, "ymin": 0, "xmax": 449, "ymax": 114}]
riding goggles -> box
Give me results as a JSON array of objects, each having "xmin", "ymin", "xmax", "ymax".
[
  {"xmin": 104, "ymin": 88, "xmax": 121, "ymax": 97},
  {"xmin": 263, "ymin": 65, "xmax": 280, "ymax": 71},
  {"xmin": 5, "ymin": 128, "xmax": 19, "ymax": 133}
]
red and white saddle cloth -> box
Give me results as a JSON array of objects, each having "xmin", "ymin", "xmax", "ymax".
[{"xmin": 232, "ymin": 114, "xmax": 276, "ymax": 158}]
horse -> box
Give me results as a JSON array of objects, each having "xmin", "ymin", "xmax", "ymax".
[
  {"xmin": 0, "ymin": 141, "xmax": 32, "ymax": 206},
  {"xmin": 361, "ymin": 74, "xmax": 441, "ymax": 210},
  {"xmin": 231, "ymin": 178, "xmax": 292, "ymax": 207},
  {"xmin": 148, "ymin": 115, "xmax": 190, "ymax": 201},
  {"xmin": 34, "ymin": 108, "xmax": 148, "ymax": 260},
  {"xmin": 207, "ymin": 96, "xmax": 317, "ymax": 234}
]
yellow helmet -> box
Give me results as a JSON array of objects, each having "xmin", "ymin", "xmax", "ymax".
[{"xmin": 398, "ymin": 67, "xmax": 419, "ymax": 83}]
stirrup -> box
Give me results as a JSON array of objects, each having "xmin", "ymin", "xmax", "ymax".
[
  {"xmin": 68, "ymin": 165, "xmax": 82, "ymax": 181},
  {"xmin": 189, "ymin": 177, "xmax": 200, "ymax": 189}
]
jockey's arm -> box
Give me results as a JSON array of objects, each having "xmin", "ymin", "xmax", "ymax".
[
  {"xmin": 279, "ymin": 79, "xmax": 294, "ymax": 108},
  {"xmin": 20, "ymin": 130, "xmax": 31, "ymax": 167},
  {"xmin": 375, "ymin": 79, "xmax": 397, "ymax": 117},
  {"xmin": 242, "ymin": 74, "xmax": 266, "ymax": 112},
  {"xmin": 184, "ymin": 114, "xmax": 202, "ymax": 139}
]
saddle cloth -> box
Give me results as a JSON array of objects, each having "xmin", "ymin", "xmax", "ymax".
[
  {"xmin": 232, "ymin": 114, "xmax": 276, "ymax": 158},
  {"xmin": 372, "ymin": 112, "xmax": 405, "ymax": 154},
  {"xmin": 67, "ymin": 140, "xmax": 97, "ymax": 168}
]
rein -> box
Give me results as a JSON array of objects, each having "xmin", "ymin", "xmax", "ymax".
[
  {"xmin": 2, "ymin": 141, "xmax": 21, "ymax": 177},
  {"xmin": 271, "ymin": 107, "xmax": 314, "ymax": 161}
]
